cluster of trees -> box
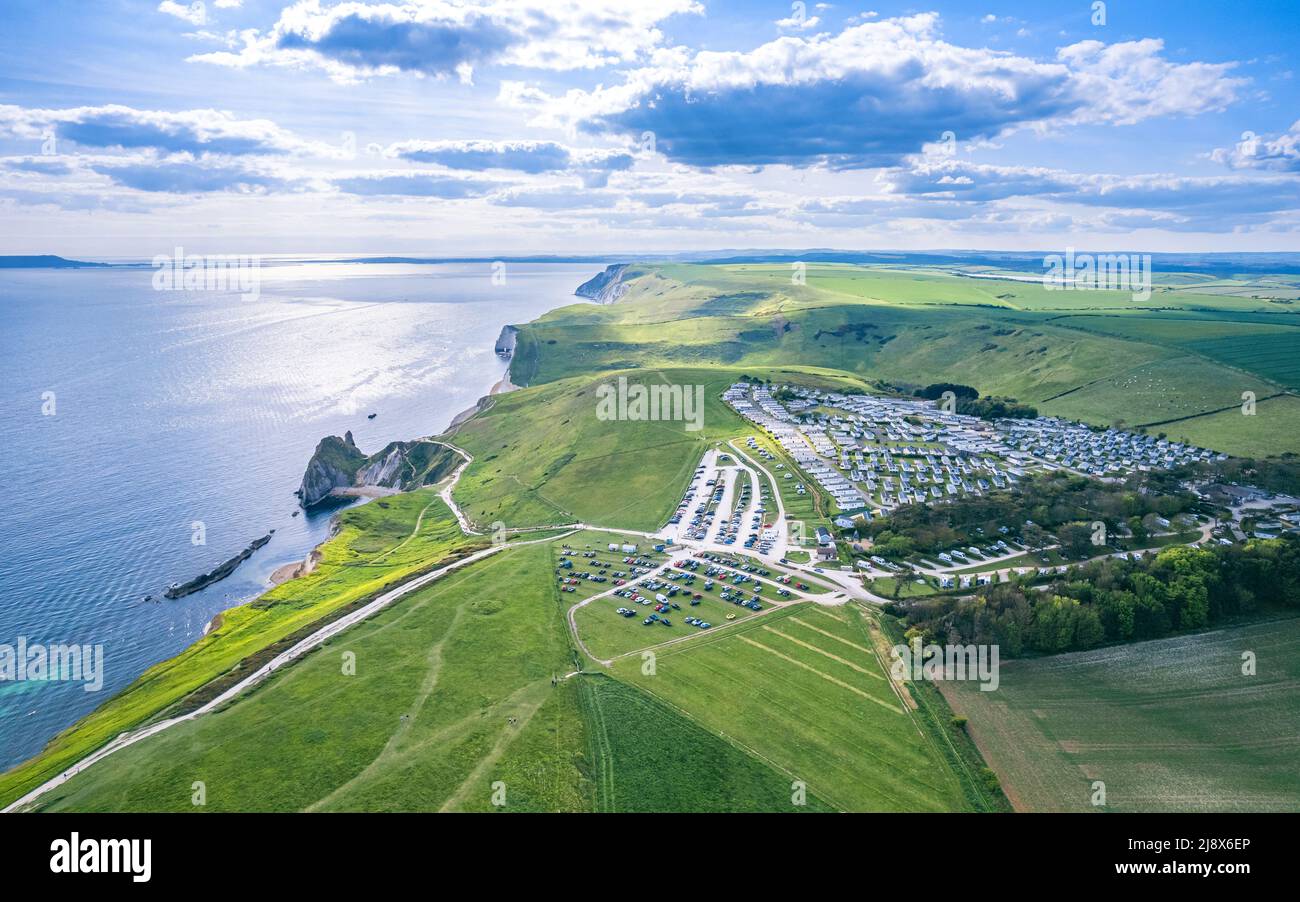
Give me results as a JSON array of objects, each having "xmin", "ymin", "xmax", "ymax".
[
  {"xmin": 956, "ymin": 396, "xmax": 1038, "ymax": 420},
  {"xmin": 887, "ymin": 535, "xmax": 1300, "ymax": 657},
  {"xmin": 916, "ymin": 383, "xmax": 979, "ymax": 401},
  {"xmin": 911, "ymin": 382, "xmax": 1036, "ymax": 419},
  {"xmin": 865, "ymin": 471, "xmax": 1196, "ymax": 557}
]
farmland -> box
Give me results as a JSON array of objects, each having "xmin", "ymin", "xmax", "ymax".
[{"xmin": 940, "ymin": 617, "xmax": 1300, "ymax": 812}]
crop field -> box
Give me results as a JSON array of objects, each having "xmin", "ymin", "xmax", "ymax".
[
  {"xmin": 940, "ymin": 617, "xmax": 1300, "ymax": 812},
  {"xmin": 1051, "ymin": 314, "xmax": 1300, "ymax": 391},
  {"xmin": 613, "ymin": 602, "xmax": 980, "ymax": 811},
  {"xmin": 33, "ymin": 541, "xmax": 591, "ymax": 812}
]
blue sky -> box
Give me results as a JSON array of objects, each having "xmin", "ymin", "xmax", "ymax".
[{"xmin": 0, "ymin": 0, "xmax": 1297, "ymax": 255}]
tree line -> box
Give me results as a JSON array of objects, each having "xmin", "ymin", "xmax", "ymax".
[{"xmin": 886, "ymin": 535, "xmax": 1300, "ymax": 656}]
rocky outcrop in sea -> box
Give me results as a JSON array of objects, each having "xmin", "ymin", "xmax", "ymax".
[
  {"xmin": 297, "ymin": 431, "xmax": 368, "ymax": 507},
  {"xmin": 165, "ymin": 531, "xmax": 274, "ymax": 599}
]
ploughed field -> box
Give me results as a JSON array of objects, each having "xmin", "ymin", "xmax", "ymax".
[{"xmin": 940, "ymin": 617, "xmax": 1300, "ymax": 812}]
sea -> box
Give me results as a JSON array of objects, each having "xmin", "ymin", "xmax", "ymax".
[{"xmin": 0, "ymin": 259, "xmax": 600, "ymax": 771}]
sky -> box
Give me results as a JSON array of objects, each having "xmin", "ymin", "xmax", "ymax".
[{"xmin": 0, "ymin": 0, "xmax": 1297, "ymax": 256}]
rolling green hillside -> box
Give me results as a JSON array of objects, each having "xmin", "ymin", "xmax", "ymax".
[
  {"xmin": 446, "ymin": 364, "xmax": 872, "ymax": 532},
  {"xmin": 28, "ymin": 534, "xmax": 981, "ymax": 813},
  {"xmin": 509, "ymin": 264, "xmax": 1299, "ymax": 458}
]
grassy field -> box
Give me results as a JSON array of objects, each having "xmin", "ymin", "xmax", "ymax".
[
  {"xmin": 577, "ymin": 674, "xmax": 836, "ymax": 812},
  {"xmin": 446, "ymin": 367, "xmax": 749, "ymax": 532},
  {"xmin": 30, "ymin": 533, "xmax": 987, "ymax": 814},
  {"xmin": 612, "ymin": 601, "xmax": 985, "ymax": 811},
  {"xmin": 508, "ymin": 264, "xmax": 1300, "ymax": 458},
  {"xmin": 0, "ymin": 491, "xmax": 484, "ymax": 810},
  {"xmin": 34, "ymin": 541, "xmax": 588, "ymax": 812},
  {"xmin": 870, "ymin": 576, "xmax": 939, "ymax": 597},
  {"xmin": 940, "ymin": 617, "xmax": 1300, "ymax": 812},
  {"xmin": 446, "ymin": 363, "xmax": 879, "ymax": 534}
]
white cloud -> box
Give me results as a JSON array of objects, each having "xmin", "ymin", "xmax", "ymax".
[
  {"xmin": 530, "ymin": 15, "xmax": 1247, "ymax": 169},
  {"xmin": 1210, "ymin": 120, "xmax": 1300, "ymax": 172},
  {"xmin": 191, "ymin": 0, "xmax": 704, "ymax": 82},
  {"xmin": 775, "ymin": 14, "xmax": 820, "ymax": 30},
  {"xmin": 0, "ymin": 103, "xmax": 344, "ymax": 158},
  {"xmin": 158, "ymin": 1, "xmax": 207, "ymax": 25},
  {"xmin": 1057, "ymin": 39, "xmax": 1245, "ymax": 125}
]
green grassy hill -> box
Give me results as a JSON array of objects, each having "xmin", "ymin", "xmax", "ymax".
[
  {"xmin": 445, "ymin": 364, "xmax": 871, "ymax": 532},
  {"xmin": 28, "ymin": 534, "xmax": 983, "ymax": 813},
  {"xmin": 508, "ymin": 264, "xmax": 1299, "ymax": 457},
  {"xmin": 0, "ymin": 493, "xmax": 484, "ymax": 809}
]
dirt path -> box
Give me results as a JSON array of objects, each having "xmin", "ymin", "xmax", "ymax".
[{"xmin": 438, "ymin": 678, "xmax": 553, "ymax": 812}]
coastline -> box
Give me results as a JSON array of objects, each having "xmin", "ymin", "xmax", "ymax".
[
  {"xmin": 268, "ymin": 348, "xmax": 519, "ymax": 591},
  {"xmin": 0, "ymin": 273, "xmax": 591, "ymax": 798},
  {"xmin": 445, "ymin": 368, "xmax": 519, "ymax": 432}
]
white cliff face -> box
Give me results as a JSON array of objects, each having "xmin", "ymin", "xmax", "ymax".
[
  {"xmin": 495, "ymin": 325, "xmax": 518, "ymax": 356},
  {"xmin": 574, "ymin": 264, "xmax": 631, "ymax": 304},
  {"xmin": 356, "ymin": 447, "xmax": 408, "ymax": 487}
]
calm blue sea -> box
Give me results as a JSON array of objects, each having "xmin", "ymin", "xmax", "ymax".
[{"xmin": 0, "ymin": 260, "xmax": 598, "ymax": 770}]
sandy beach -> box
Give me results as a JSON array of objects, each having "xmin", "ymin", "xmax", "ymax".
[{"xmin": 269, "ymin": 548, "xmax": 323, "ymax": 587}]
